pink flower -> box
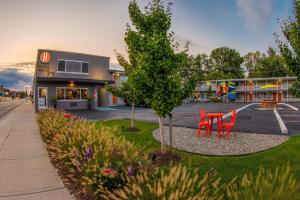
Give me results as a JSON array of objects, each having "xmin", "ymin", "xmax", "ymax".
[{"xmin": 101, "ymin": 168, "xmax": 118, "ymax": 177}]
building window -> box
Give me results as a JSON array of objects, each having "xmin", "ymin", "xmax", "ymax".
[
  {"xmin": 82, "ymin": 62, "xmax": 89, "ymax": 73},
  {"xmin": 81, "ymin": 88, "xmax": 88, "ymax": 99},
  {"xmin": 66, "ymin": 88, "xmax": 80, "ymax": 100},
  {"xmin": 57, "ymin": 59, "xmax": 89, "ymax": 74},
  {"xmin": 56, "ymin": 88, "xmax": 88, "ymax": 100},
  {"xmin": 66, "ymin": 61, "xmax": 81, "ymax": 73},
  {"xmin": 56, "ymin": 88, "xmax": 65, "ymax": 100},
  {"xmin": 58, "ymin": 60, "xmax": 66, "ymax": 72}
]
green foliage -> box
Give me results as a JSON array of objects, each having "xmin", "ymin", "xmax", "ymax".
[
  {"xmin": 207, "ymin": 85, "xmax": 213, "ymax": 97},
  {"xmin": 51, "ymin": 96, "xmax": 57, "ymax": 106},
  {"xmin": 106, "ymin": 52, "xmax": 141, "ymax": 106},
  {"xmin": 183, "ymin": 54, "xmax": 208, "ymax": 82},
  {"xmin": 244, "ymin": 48, "xmax": 290, "ymax": 78},
  {"xmin": 277, "ymin": 0, "xmax": 300, "ymax": 95},
  {"xmin": 227, "ymin": 165, "xmax": 300, "ymax": 200},
  {"xmin": 38, "ymin": 113, "xmax": 300, "ymax": 199},
  {"xmin": 208, "ymin": 47, "xmax": 244, "ymax": 80},
  {"xmin": 126, "ymin": 0, "xmax": 195, "ymax": 118},
  {"xmin": 100, "ymin": 120, "xmax": 300, "ymax": 184},
  {"xmin": 105, "ymin": 164, "xmax": 225, "ymax": 200},
  {"xmin": 38, "ymin": 109, "xmax": 148, "ymax": 197}
]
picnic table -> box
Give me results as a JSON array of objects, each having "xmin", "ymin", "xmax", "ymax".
[{"xmin": 260, "ymin": 100, "xmax": 277, "ymax": 109}]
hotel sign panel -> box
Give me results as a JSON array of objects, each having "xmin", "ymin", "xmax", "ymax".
[{"xmin": 38, "ymin": 51, "xmax": 51, "ymax": 74}]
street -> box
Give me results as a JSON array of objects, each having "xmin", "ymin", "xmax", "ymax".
[{"xmin": 0, "ymin": 99, "xmax": 25, "ymax": 120}]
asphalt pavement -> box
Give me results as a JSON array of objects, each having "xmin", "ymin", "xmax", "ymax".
[
  {"xmin": 0, "ymin": 100, "xmax": 25, "ymax": 119},
  {"xmin": 70, "ymin": 102, "xmax": 300, "ymax": 135}
]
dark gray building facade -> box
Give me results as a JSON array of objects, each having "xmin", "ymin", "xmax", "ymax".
[{"xmin": 33, "ymin": 49, "xmax": 115, "ymax": 110}]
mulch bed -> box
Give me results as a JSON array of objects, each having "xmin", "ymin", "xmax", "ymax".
[
  {"xmin": 148, "ymin": 150, "xmax": 181, "ymax": 166},
  {"xmin": 49, "ymin": 155, "xmax": 96, "ymax": 200},
  {"xmin": 123, "ymin": 126, "xmax": 141, "ymax": 132}
]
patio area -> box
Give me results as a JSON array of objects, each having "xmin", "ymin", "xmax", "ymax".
[{"xmin": 153, "ymin": 127, "xmax": 288, "ymax": 156}]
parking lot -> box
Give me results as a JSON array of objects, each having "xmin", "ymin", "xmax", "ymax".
[{"xmin": 70, "ymin": 102, "xmax": 300, "ymax": 135}]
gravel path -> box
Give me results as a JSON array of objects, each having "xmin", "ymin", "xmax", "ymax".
[{"xmin": 153, "ymin": 126, "xmax": 289, "ymax": 156}]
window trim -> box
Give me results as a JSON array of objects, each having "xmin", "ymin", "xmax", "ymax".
[
  {"xmin": 57, "ymin": 59, "xmax": 89, "ymax": 74},
  {"xmin": 56, "ymin": 87, "xmax": 89, "ymax": 101}
]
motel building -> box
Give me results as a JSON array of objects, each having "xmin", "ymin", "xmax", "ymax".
[
  {"xmin": 33, "ymin": 49, "xmax": 125, "ymax": 110},
  {"xmin": 194, "ymin": 77, "xmax": 300, "ymax": 102}
]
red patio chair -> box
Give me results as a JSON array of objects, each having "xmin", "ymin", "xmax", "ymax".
[
  {"xmin": 197, "ymin": 110, "xmax": 211, "ymax": 137},
  {"xmin": 221, "ymin": 110, "xmax": 237, "ymax": 139}
]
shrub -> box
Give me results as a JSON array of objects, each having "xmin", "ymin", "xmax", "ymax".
[
  {"xmin": 104, "ymin": 164, "xmax": 225, "ymax": 200},
  {"xmin": 226, "ymin": 165, "xmax": 300, "ymax": 200},
  {"xmin": 38, "ymin": 109, "xmax": 149, "ymax": 197}
]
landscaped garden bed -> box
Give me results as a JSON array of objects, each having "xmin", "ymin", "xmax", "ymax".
[
  {"xmin": 153, "ymin": 126, "xmax": 289, "ymax": 156},
  {"xmin": 38, "ymin": 109, "xmax": 300, "ymax": 199}
]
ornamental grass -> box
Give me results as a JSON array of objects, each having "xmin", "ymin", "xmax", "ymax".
[
  {"xmin": 38, "ymin": 109, "xmax": 300, "ymax": 200},
  {"xmin": 38, "ymin": 109, "xmax": 149, "ymax": 197}
]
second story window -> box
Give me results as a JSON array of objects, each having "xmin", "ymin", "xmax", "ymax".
[
  {"xmin": 57, "ymin": 59, "xmax": 89, "ymax": 74},
  {"xmin": 58, "ymin": 60, "xmax": 66, "ymax": 72},
  {"xmin": 82, "ymin": 62, "xmax": 89, "ymax": 73}
]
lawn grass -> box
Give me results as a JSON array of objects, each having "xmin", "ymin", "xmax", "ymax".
[{"xmin": 96, "ymin": 119, "xmax": 300, "ymax": 183}]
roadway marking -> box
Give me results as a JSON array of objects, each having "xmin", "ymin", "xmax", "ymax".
[
  {"xmin": 212, "ymin": 103, "xmax": 258, "ymax": 124},
  {"xmin": 279, "ymin": 103, "xmax": 299, "ymax": 111},
  {"xmin": 273, "ymin": 109, "xmax": 288, "ymax": 134}
]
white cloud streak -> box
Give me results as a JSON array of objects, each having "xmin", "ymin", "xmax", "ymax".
[{"xmin": 236, "ymin": 0, "xmax": 272, "ymax": 32}]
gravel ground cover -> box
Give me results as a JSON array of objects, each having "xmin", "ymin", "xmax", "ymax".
[{"xmin": 153, "ymin": 126, "xmax": 289, "ymax": 156}]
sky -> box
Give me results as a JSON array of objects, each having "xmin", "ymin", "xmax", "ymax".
[{"xmin": 0, "ymin": 0, "xmax": 294, "ymax": 90}]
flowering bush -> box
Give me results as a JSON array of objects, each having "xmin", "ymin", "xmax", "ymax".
[
  {"xmin": 38, "ymin": 109, "xmax": 149, "ymax": 197},
  {"xmin": 104, "ymin": 164, "xmax": 225, "ymax": 200}
]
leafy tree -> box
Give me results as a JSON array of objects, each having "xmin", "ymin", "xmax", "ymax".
[
  {"xmin": 244, "ymin": 48, "xmax": 290, "ymax": 78},
  {"xmin": 277, "ymin": 0, "xmax": 300, "ymax": 96},
  {"xmin": 244, "ymin": 51, "xmax": 263, "ymax": 78},
  {"xmin": 208, "ymin": 47, "xmax": 244, "ymax": 79},
  {"xmin": 183, "ymin": 54, "xmax": 209, "ymax": 81},
  {"xmin": 260, "ymin": 48, "xmax": 290, "ymax": 77},
  {"xmin": 106, "ymin": 54, "xmax": 141, "ymax": 130},
  {"xmin": 127, "ymin": 0, "xmax": 196, "ymax": 153},
  {"xmin": 207, "ymin": 85, "xmax": 212, "ymax": 97}
]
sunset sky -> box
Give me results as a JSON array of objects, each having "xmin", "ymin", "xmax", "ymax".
[{"xmin": 0, "ymin": 0, "xmax": 293, "ymax": 90}]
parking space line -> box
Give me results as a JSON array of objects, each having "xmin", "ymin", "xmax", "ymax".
[
  {"xmin": 211, "ymin": 103, "xmax": 258, "ymax": 124},
  {"xmin": 273, "ymin": 109, "xmax": 288, "ymax": 134},
  {"xmin": 279, "ymin": 103, "xmax": 299, "ymax": 111}
]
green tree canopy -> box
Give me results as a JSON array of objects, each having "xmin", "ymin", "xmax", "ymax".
[
  {"xmin": 277, "ymin": 0, "xmax": 300, "ymax": 96},
  {"xmin": 244, "ymin": 48, "xmax": 290, "ymax": 78},
  {"xmin": 208, "ymin": 47, "xmax": 244, "ymax": 80},
  {"xmin": 126, "ymin": 0, "xmax": 196, "ymax": 153}
]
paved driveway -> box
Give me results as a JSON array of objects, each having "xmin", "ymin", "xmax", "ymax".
[{"xmin": 70, "ymin": 102, "xmax": 300, "ymax": 135}]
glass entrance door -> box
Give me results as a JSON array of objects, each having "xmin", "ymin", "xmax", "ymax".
[{"xmin": 38, "ymin": 87, "xmax": 48, "ymax": 109}]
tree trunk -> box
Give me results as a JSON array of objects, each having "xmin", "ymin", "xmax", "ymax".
[
  {"xmin": 158, "ymin": 115, "xmax": 167, "ymax": 154},
  {"xmin": 169, "ymin": 114, "xmax": 173, "ymax": 152},
  {"xmin": 131, "ymin": 103, "xmax": 135, "ymax": 128}
]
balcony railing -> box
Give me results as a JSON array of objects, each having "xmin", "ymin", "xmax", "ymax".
[
  {"xmin": 236, "ymin": 86, "xmax": 290, "ymax": 92},
  {"xmin": 195, "ymin": 85, "xmax": 290, "ymax": 92}
]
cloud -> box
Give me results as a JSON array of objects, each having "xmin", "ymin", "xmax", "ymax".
[
  {"xmin": 236, "ymin": 0, "xmax": 272, "ymax": 32},
  {"xmin": 174, "ymin": 35, "xmax": 213, "ymax": 55},
  {"xmin": 0, "ymin": 61, "xmax": 35, "ymax": 75},
  {"xmin": 0, "ymin": 68, "xmax": 33, "ymax": 90}
]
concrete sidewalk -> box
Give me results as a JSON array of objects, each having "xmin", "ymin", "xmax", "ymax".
[{"xmin": 0, "ymin": 102, "xmax": 73, "ymax": 200}]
